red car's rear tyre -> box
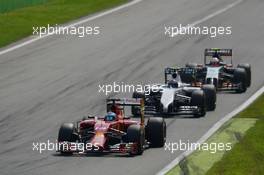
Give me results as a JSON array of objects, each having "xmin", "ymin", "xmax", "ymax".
[{"xmin": 146, "ymin": 117, "xmax": 166, "ymax": 148}]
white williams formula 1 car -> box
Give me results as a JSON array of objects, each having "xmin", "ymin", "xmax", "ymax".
[{"xmin": 132, "ymin": 67, "xmax": 216, "ymax": 117}]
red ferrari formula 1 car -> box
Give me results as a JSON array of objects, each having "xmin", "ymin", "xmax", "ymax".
[{"xmin": 57, "ymin": 98, "xmax": 166, "ymax": 156}]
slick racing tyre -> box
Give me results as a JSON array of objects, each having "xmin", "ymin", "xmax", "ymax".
[
  {"xmin": 58, "ymin": 123, "xmax": 79, "ymax": 155},
  {"xmin": 238, "ymin": 63, "xmax": 251, "ymax": 87},
  {"xmin": 146, "ymin": 118, "xmax": 166, "ymax": 148},
  {"xmin": 233, "ymin": 68, "xmax": 247, "ymax": 93},
  {"xmin": 191, "ymin": 90, "xmax": 206, "ymax": 117},
  {"xmin": 202, "ymin": 84, "xmax": 217, "ymax": 111},
  {"xmin": 58, "ymin": 123, "xmax": 78, "ymax": 142},
  {"xmin": 126, "ymin": 125, "xmax": 144, "ymax": 155}
]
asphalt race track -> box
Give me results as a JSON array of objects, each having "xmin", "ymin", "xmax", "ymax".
[{"xmin": 1, "ymin": 0, "xmax": 264, "ymax": 174}]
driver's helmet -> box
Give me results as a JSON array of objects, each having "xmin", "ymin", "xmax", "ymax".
[
  {"xmin": 168, "ymin": 79, "xmax": 179, "ymax": 88},
  {"xmin": 104, "ymin": 112, "xmax": 117, "ymax": 121},
  {"xmin": 210, "ymin": 57, "xmax": 220, "ymax": 65},
  {"xmin": 171, "ymin": 73, "xmax": 178, "ymax": 79}
]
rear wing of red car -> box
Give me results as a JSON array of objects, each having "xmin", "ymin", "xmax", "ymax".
[
  {"xmin": 106, "ymin": 98, "xmax": 142, "ymax": 106},
  {"xmin": 204, "ymin": 48, "xmax": 233, "ymax": 64},
  {"xmin": 106, "ymin": 98, "xmax": 145, "ymax": 125}
]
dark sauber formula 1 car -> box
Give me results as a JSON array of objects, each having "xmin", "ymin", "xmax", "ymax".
[
  {"xmin": 184, "ymin": 48, "xmax": 251, "ymax": 93},
  {"xmin": 132, "ymin": 67, "xmax": 216, "ymax": 118},
  {"xmin": 57, "ymin": 98, "xmax": 166, "ymax": 156}
]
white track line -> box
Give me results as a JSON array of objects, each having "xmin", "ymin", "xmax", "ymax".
[
  {"xmin": 188, "ymin": 0, "xmax": 243, "ymax": 27},
  {"xmin": 0, "ymin": 0, "xmax": 142, "ymax": 56},
  {"xmin": 157, "ymin": 0, "xmax": 254, "ymax": 174}
]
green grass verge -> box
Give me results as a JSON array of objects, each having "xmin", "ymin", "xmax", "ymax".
[
  {"xmin": 0, "ymin": 0, "xmax": 128, "ymax": 48},
  {"xmin": 166, "ymin": 118, "xmax": 257, "ymax": 175},
  {"xmin": 236, "ymin": 94, "xmax": 264, "ymax": 119},
  {"xmin": 166, "ymin": 93, "xmax": 264, "ymax": 175},
  {"xmin": 0, "ymin": 0, "xmax": 47, "ymax": 13},
  {"xmin": 206, "ymin": 94, "xmax": 264, "ymax": 175}
]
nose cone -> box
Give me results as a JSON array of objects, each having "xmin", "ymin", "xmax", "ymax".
[
  {"xmin": 91, "ymin": 132, "xmax": 106, "ymax": 149},
  {"xmin": 91, "ymin": 121, "xmax": 109, "ymax": 149},
  {"xmin": 161, "ymin": 88, "xmax": 175, "ymax": 112}
]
